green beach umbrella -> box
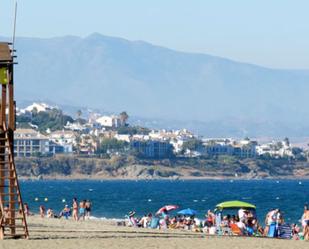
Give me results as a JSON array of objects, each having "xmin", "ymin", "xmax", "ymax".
[{"xmin": 216, "ymin": 200, "xmax": 256, "ymax": 210}]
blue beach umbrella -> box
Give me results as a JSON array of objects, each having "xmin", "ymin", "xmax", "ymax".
[{"xmin": 177, "ymin": 208, "xmax": 198, "ymax": 216}]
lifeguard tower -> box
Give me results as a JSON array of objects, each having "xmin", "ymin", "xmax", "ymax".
[{"xmin": 0, "ymin": 42, "xmax": 28, "ymax": 239}]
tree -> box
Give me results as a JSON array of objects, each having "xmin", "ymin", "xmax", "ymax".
[
  {"xmin": 283, "ymin": 137, "xmax": 290, "ymax": 146},
  {"xmin": 96, "ymin": 138, "xmax": 129, "ymax": 154},
  {"xmin": 119, "ymin": 111, "xmax": 129, "ymax": 126},
  {"xmin": 31, "ymin": 107, "xmax": 38, "ymax": 116},
  {"xmin": 182, "ymin": 139, "xmax": 203, "ymax": 151},
  {"xmin": 76, "ymin": 110, "xmax": 82, "ymax": 119}
]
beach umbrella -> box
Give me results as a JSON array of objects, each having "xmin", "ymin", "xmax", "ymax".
[
  {"xmin": 156, "ymin": 205, "xmax": 179, "ymax": 214},
  {"xmin": 177, "ymin": 208, "xmax": 198, "ymax": 216},
  {"xmin": 215, "ymin": 200, "xmax": 256, "ymax": 211}
]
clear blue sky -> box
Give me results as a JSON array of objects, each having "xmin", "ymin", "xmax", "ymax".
[{"xmin": 1, "ymin": 0, "xmax": 308, "ymax": 69}]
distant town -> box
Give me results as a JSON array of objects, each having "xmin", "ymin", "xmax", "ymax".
[{"xmin": 14, "ymin": 102, "xmax": 307, "ymax": 162}]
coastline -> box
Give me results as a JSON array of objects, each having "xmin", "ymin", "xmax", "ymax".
[
  {"xmin": 15, "ymin": 155, "xmax": 309, "ymax": 181},
  {"xmin": 18, "ymin": 175, "xmax": 309, "ymax": 181}
]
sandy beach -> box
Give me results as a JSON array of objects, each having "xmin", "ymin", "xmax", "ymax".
[{"xmin": 0, "ymin": 216, "xmax": 307, "ymax": 249}]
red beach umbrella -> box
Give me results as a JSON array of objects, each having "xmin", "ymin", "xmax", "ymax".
[{"xmin": 156, "ymin": 205, "xmax": 179, "ymax": 214}]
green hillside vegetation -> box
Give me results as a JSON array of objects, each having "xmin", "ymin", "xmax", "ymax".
[{"xmin": 17, "ymin": 108, "xmax": 74, "ymax": 133}]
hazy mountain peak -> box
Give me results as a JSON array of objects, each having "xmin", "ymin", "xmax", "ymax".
[{"xmin": 10, "ymin": 34, "xmax": 309, "ymax": 137}]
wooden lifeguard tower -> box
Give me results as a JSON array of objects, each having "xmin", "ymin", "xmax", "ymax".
[{"xmin": 0, "ymin": 42, "xmax": 28, "ymax": 239}]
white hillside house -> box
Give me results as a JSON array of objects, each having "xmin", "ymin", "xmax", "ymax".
[
  {"xmin": 96, "ymin": 115, "xmax": 124, "ymax": 128},
  {"xmin": 21, "ymin": 102, "xmax": 54, "ymax": 113}
]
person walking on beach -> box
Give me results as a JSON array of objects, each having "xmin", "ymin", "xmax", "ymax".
[{"xmin": 72, "ymin": 198, "xmax": 79, "ymax": 221}]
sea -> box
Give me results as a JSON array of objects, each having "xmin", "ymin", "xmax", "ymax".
[{"xmin": 19, "ymin": 179, "xmax": 309, "ymax": 223}]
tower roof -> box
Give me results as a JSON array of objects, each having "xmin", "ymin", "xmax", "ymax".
[{"xmin": 0, "ymin": 42, "xmax": 12, "ymax": 63}]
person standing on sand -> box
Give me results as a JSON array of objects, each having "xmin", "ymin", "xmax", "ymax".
[
  {"xmin": 79, "ymin": 200, "xmax": 86, "ymax": 221},
  {"xmin": 302, "ymin": 204, "xmax": 309, "ymax": 240},
  {"xmin": 85, "ymin": 200, "xmax": 91, "ymax": 219},
  {"xmin": 24, "ymin": 203, "xmax": 30, "ymax": 216},
  {"xmin": 72, "ymin": 198, "xmax": 79, "ymax": 221},
  {"xmin": 39, "ymin": 205, "xmax": 45, "ymax": 218}
]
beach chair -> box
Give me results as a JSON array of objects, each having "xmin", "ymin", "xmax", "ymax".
[
  {"xmin": 278, "ymin": 224, "xmax": 292, "ymax": 239},
  {"xmin": 221, "ymin": 226, "xmax": 232, "ymax": 235},
  {"xmin": 230, "ymin": 224, "xmax": 242, "ymax": 236}
]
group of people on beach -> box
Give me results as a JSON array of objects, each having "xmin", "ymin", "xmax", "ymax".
[
  {"xmin": 25, "ymin": 198, "xmax": 92, "ymax": 221},
  {"xmin": 126, "ymin": 204, "xmax": 309, "ymax": 240}
]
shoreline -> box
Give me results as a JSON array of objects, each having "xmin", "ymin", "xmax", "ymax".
[{"xmin": 18, "ymin": 176, "xmax": 309, "ymax": 181}]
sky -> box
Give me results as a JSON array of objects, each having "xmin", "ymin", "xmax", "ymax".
[{"xmin": 1, "ymin": 0, "xmax": 308, "ymax": 69}]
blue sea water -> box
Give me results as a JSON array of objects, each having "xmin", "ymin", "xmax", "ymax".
[{"xmin": 19, "ymin": 179, "xmax": 309, "ymax": 224}]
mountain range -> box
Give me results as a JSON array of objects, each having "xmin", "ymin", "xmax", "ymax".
[{"xmin": 5, "ymin": 33, "xmax": 309, "ymax": 137}]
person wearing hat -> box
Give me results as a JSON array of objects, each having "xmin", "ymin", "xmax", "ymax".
[
  {"xmin": 128, "ymin": 211, "xmax": 138, "ymax": 227},
  {"xmin": 60, "ymin": 204, "xmax": 71, "ymax": 219}
]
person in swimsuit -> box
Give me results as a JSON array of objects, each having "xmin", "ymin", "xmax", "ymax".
[
  {"xmin": 85, "ymin": 200, "xmax": 91, "ymax": 219},
  {"xmin": 39, "ymin": 205, "xmax": 45, "ymax": 218},
  {"xmin": 303, "ymin": 204, "xmax": 309, "ymax": 240},
  {"xmin": 60, "ymin": 205, "xmax": 71, "ymax": 219},
  {"xmin": 72, "ymin": 198, "xmax": 79, "ymax": 221},
  {"xmin": 79, "ymin": 200, "xmax": 86, "ymax": 221}
]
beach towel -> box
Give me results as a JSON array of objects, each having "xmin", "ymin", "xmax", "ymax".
[
  {"xmin": 268, "ymin": 223, "xmax": 277, "ymax": 238},
  {"xmin": 230, "ymin": 223, "xmax": 242, "ymax": 236},
  {"xmin": 150, "ymin": 217, "xmax": 160, "ymax": 229}
]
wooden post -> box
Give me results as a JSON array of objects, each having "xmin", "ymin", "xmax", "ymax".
[
  {"xmin": 0, "ymin": 82, "xmax": 6, "ymax": 208},
  {"xmin": 8, "ymin": 64, "xmax": 15, "ymax": 235}
]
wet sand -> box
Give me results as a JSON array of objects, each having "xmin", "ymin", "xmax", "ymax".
[{"xmin": 0, "ymin": 216, "xmax": 307, "ymax": 249}]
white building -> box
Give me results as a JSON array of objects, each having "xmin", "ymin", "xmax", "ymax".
[
  {"xmin": 203, "ymin": 138, "xmax": 257, "ymax": 158},
  {"xmin": 96, "ymin": 115, "xmax": 123, "ymax": 128},
  {"xmin": 14, "ymin": 129, "xmax": 50, "ymax": 157},
  {"xmin": 20, "ymin": 102, "xmax": 53, "ymax": 113},
  {"xmin": 49, "ymin": 130, "xmax": 76, "ymax": 153},
  {"xmin": 114, "ymin": 134, "xmax": 131, "ymax": 143},
  {"xmin": 256, "ymin": 140, "xmax": 293, "ymax": 158}
]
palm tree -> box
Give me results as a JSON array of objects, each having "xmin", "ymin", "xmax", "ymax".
[
  {"xmin": 119, "ymin": 111, "xmax": 129, "ymax": 126},
  {"xmin": 76, "ymin": 109, "xmax": 82, "ymax": 119}
]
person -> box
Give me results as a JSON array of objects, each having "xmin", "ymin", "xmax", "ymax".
[
  {"xmin": 127, "ymin": 211, "xmax": 138, "ymax": 227},
  {"xmin": 24, "ymin": 203, "xmax": 30, "ymax": 216},
  {"xmin": 292, "ymin": 223, "xmax": 301, "ymax": 240},
  {"xmin": 302, "ymin": 204, "xmax": 309, "ymax": 240},
  {"xmin": 47, "ymin": 208, "xmax": 55, "ymax": 218},
  {"xmin": 236, "ymin": 216, "xmax": 247, "ymax": 234},
  {"xmin": 39, "ymin": 205, "xmax": 45, "ymax": 218},
  {"xmin": 72, "ymin": 198, "xmax": 79, "ymax": 221},
  {"xmin": 139, "ymin": 214, "xmax": 149, "ymax": 228},
  {"xmin": 160, "ymin": 216, "xmax": 168, "ymax": 230},
  {"xmin": 264, "ymin": 209, "xmax": 278, "ymax": 236},
  {"xmin": 3, "ymin": 205, "xmax": 10, "ymax": 225},
  {"xmin": 204, "ymin": 210, "xmax": 215, "ymax": 227},
  {"xmin": 238, "ymin": 208, "xmax": 247, "ymax": 221},
  {"xmin": 85, "ymin": 200, "xmax": 91, "ymax": 219},
  {"xmin": 60, "ymin": 204, "xmax": 71, "ymax": 219},
  {"xmin": 79, "ymin": 200, "xmax": 86, "ymax": 221}
]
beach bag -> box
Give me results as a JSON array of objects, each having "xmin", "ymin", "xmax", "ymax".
[
  {"xmin": 278, "ymin": 224, "xmax": 292, "ymax": 239},
  {"xmin": 268, "ymin": 223, "xmax": 277, "ymax": 238}
]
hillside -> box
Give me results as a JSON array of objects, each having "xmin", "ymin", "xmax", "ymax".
[{"xmin": 6, "ymin": 33, "xmax": 309, "ymax": 137}]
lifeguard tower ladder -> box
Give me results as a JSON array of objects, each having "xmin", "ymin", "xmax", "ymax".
[{"xmin": 0, "ymin": 42, "xmax": 28, "ymax": 239}]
